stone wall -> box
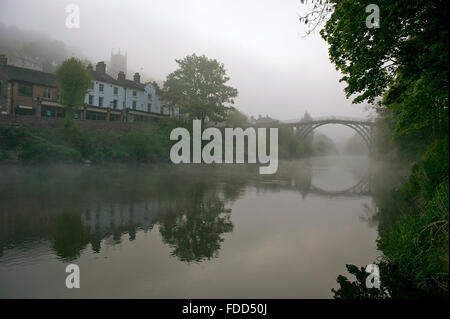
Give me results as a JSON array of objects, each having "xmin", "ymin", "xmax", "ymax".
[{"xmin": 0, "ymin": 115, "xmax": 156, "ymax": 133}]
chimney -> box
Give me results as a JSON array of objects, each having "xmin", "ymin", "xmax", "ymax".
[
  {"xmin": 87, "ymin": 64, "xmax": 93, "ymax": 71},
  {"xmin": 133, "ymin": 72, "xmax": 141, "ymax": 83},
  {"xmin": 96, "ymin": 61, "xmax": 106, "ymax": 73},
  {"xmin": 0, "ymin": 54, "xmax": 7, "ymax": 68},
  {"xmin": 117, "ymin": 71, "xmax": 125, "ymax": 81}
]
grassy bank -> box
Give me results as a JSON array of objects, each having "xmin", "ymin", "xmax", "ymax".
[
  {"xmin": 333, "ymin": 138, "xmax": 449, "ymax": 299},
  {"xmin": 0, "ymin": 120, "xmax": 182, "ymax": 165},
  {"xmin": 0, "ymin": 119, "xmax": 339, "ymax": 165},
  {"xmin": 376, "ymin": 138, "xmax": 449, "ymax": 297}
]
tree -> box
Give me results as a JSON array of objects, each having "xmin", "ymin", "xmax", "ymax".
[
  {"xmin": 307, "ymin": 0, "xmax": 449, "ymax": 298},
  {"xmin": 162, "ymin": 54, "xmax": 238, "ymax": 122},
  {"xmin": 298, "ymin": 0, "xmax": 335, "ymax": 37},
  {"xmin": 157, "ymin": 184, "xmax": 233, "ymax": 263},
  {"xmin": 225, "ymin": 107, "xmax": 250, "ymax": 128},
  {"xmin": 56, "ymin": 58, "xmax": 92, "ymax": 128},
  {"xmin": 299, "ymin": 0, "xmax": 448, "ymax": 152}
]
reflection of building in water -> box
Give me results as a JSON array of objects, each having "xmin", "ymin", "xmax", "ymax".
[
  {"xmin": 81, "ymin": 200, "xmax": 160, "ymax": 244},
  {"xmin": 0, "ymin": 200, "xmax": 162, "ymax": 260}
]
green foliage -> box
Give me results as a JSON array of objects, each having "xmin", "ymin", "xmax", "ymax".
[
  {"xmin": 332, "ymin": 261, "xmax": 433, "ymax": 299},
  {"xmin": 162, "ymin": 54, "xmax": 238, "ymax": 122},
  {"xmin": 322, "ymin": 0, "xmax": 448, "ymax": 103},
  {"xmin": 371, "ymin": 111, "xmax": 406, "ymax": 161},
  {"xmin": 332, "ymin": 264, "xmax": 389, "ymax": 299},
  {"xmin": 0, "ymin": 126, "xmax": 33, "ymax": 151},
  {"xmin": 225, "ymin": 107, "xmax": 250, "ymax": 128},
  {"xmin": 0, "ymin": 150, "xmax": 8, "ymax": 160},
  {"xmin": 378, "ymin": 180, "xmax": 449, "ymax": 296},
  {"xmin": 355, "ymin": 140, "xmax": 449, "ymax": 298},
  {"xmin": 56, "ymin": 58, "xmax": 92, "ymax": 128},
  {"xmin": 0, "ymin": 120, "xmax": 191, "ymax": 165},
  {"xmin": 20, "ymin": 140, "xmax": 82, "ymax": 164},
  {"xmin": 312, "ymin": 133, "xmax": 339, "ymax": 156},
  {"xmin": 320, "ymin": 0, "xmax": 449, "ymax": 298},
  {"xmin": 278, "ymin": 126, "xmax": 302, "ymax": 159},
  {"xmin": 322, "ymin": 0, "xmax": 448, "ymax": 153},
  {"xmin": 123, "ymin": 129, "xmax": 166, "ymax": 163},
  {"xmin": 402, "ymin": 138, "xmax": 449, "ymax": 205},
  {"xmin": 91, "ymin": 151, "xmax": 105, "ymax": 164},
  {"xmin": 51, "ymin": 210, "xmax": 91, "ymax": 261}
]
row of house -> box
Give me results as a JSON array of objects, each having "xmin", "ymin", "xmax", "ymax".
[{"xmin": 0, "ymin": 54, "xmax": 178, "ymax": 122}]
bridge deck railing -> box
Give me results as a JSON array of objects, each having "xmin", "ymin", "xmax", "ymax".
[{"xmin": 282, "ymin": 116, "xmax": 375, "ymax": 124}]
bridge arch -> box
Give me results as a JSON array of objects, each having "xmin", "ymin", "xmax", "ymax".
[
  {"xmin": 308, "ymin": 173, "xmax": 370, "ymax": 197},
  {"xmin": 286, "ymin": 117, "xmax": 375, "ymax": 152}
]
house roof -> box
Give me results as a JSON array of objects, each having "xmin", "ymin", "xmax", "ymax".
[
  {"xmin": 118, "ymin": 78, "xmax": 145, "ymax": 91},
  {"xmin": 1, "ymin": 64, "xmax": 146, "ymax": 91},
  {"xmin": 88, "ymin": 69, "xmax": 119, "ymax": 85},
  {"xmin": 4, "ymin": 65, "xmax": 57, "ymax": 87}
]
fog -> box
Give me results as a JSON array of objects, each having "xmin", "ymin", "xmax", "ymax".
[{"xmin": 0, "ymin": 0, "xmax": 374, "ymax": 141}]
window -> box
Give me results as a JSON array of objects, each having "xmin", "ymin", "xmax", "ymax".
[
  {"xmin": 42, "ymin": 87, "xmax": 52, "ymax": 99},
  {"xmin": 99, "ymin": 84, "xmax": 104, "ymax": 92},
  {"xmin": 132, "ymin": 101, "xmax": 136, "ymax": 109},
  {"xmin": 18, "ymin": 83, "xmax": 33, "ymax": 97},
  {"xmin": 88, "ymin": 95, "xmax": 94, "ymax": 105},
  {"xmin": 148, "ymin": 103, "xmax": 151, "ymax": 111},
  {"xmin": 148, "ymin": 93, "xmax": 152, "ymax": 100},
  {"xmin": 133, "ymin": 90, "xmax": 137, "ymax": 97},
  {"xmin": 114, "ymin": 87, "xmax": 118, "ymax": 95},
  {"xmin": 99, "ymin": 97, "xmax": 104, "ymax": 107},
  {"xmin": 113, "ymin": 100, "xmax": 118, "ymax": 109}
]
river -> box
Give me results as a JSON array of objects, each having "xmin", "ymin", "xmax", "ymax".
[{"xmin": 0, "ymin": 155, "xmax": 382, "ymax": 298}]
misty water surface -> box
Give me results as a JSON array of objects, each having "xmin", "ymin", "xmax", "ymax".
[{"xmin": 0, "ymin": 156, "xmax": 381, "ymax": 298}]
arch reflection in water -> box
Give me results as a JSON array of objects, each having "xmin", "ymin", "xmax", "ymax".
[{"xmin": 0, "ymin": 159, "xmax": 371, "ymax": 265}]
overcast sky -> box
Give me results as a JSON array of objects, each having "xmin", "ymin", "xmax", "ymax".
[{"xmin": 0, "ymin": 0, "xmax": 373, "ymax": 139}]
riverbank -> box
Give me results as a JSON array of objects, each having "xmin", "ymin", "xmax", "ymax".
[
  {"xmin": 0, "ymin": 120, "xmax": 184, "ymax": 165},
  {"xmin": 0, "ymin": 120, "xmax": 339, "ymax": 165},
  {"xmin": 333, "ymin": 138, "xmax": 449, "ymax": 299},
  {"xmin": 376, "ymin": 138, "xmax": 449, "ymax": 297}
]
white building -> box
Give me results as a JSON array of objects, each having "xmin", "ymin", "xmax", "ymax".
[
  {"xmin": 83, "ymin": 61, "xmax": 178, "ymax": 122},
  {"xmin": 84, "ymin": 62, "xmax": 125, "ymax": 121},
  {"xmin": 117, "ymin": 71, "xmax": 146, "ymax": 112},
  {"xmin": 144, "ymin": 81, "xmax": 179, "ymax": 117}
]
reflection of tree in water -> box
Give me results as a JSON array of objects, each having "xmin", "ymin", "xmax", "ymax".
[
  {"xmin": 50, "ymin": 210, "xmax": 90, "ymax": 261},
  {"xmin": 0, "ymin": 162, "xmax": 324, "ymax": 263},
  {"xmin": 291, "ymin": 163, "xmax": 312, "ymax": 198},
  {"xmin": 158, "ymin": 184, "xmax": 233, "ymax": 263}
]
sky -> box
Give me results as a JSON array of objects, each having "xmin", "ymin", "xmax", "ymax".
[{"xmin": 0, "ymin": 0, "xmax": 374, "ymax": 140}]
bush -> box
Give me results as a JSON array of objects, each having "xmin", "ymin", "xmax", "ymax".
[
  {"xmin": 92, "ymin": 151, "xmax": 105, "ymax": 164},
  {"xmin": 402, "ymin": 138, "xmax": 449, "ymax": 205},
  {"xmin": 0, "ymin": 150, "xmax": 9, "ymax": 160},
  {"xmin": 70, "ymin": 133, "xmax": 96, "ymax": 158},
  {"xmin": 20, "ymin": 141, "xmax": 82, "ymax": 164},
  {"xmin": 124, "ymin": 128, "xmax": 168, "ymax": 163},
  {"xmin": 378, "ymin": 180, "xmax": 449, "ymax": 296},
  {"xmin": 0, "ymin": 126, "xmax": 33, "ymax": 151}
]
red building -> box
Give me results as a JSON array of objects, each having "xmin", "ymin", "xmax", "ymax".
[{"xmin": 0, "ymin": 54, "xmax": 62, "ymax": 117}]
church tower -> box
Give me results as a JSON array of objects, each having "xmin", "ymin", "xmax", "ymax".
[{"xmin": 109, "ymin": 49, "xmax": 127, "ymax": 78}]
